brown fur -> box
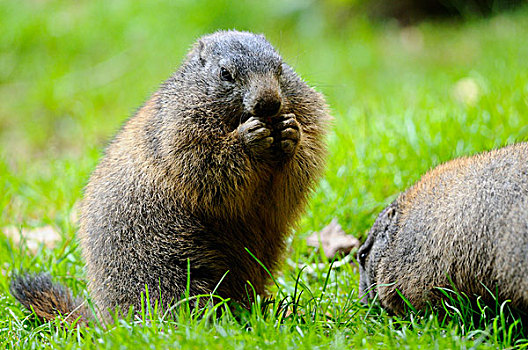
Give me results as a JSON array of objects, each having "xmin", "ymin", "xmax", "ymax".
[
  {"xmin": 11, "ymin": 30, "xmax": 330, "ymax": 322},
  {"xmin": 358, "ymin": 142, "xmax": 528, "ymax": 315},
  {"xmin": 10, "ymin": 274, "xmax": 90, "ymax": 325}
]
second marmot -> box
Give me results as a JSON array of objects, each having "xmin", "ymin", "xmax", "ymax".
[
  {"xmin": 358, "ymin": 142, "xmax": 528, "ymax": 315},
  {"xmin": 11, "ymin": 30, "xmax": 331, "ymax": 322}
]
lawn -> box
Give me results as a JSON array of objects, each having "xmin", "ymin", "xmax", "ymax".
[{"xmin": 1, "ymin": 0, "xmax": 528, "ymax": 348}]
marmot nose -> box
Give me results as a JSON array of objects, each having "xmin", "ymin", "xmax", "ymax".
[{"xmin": 254, "ymin": 96, "xmax": 282, "ymax": 118}]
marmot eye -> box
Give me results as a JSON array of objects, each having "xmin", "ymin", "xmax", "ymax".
[
  {"xmin": 220, "ymin": 67, "xmax": 234, "ymax": 82},
  {"xmin": 359, "ymin": 252, "xmax": 367, "ymax": 265}
]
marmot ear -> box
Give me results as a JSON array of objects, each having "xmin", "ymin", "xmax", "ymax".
[
  {"xmin": 386, "ymin": 206, "xmax": 396, "ymax": 220},
  {"xmin": 188, "ymin": 40, "xmax": 207, "ymax": 67},
  {"xmin": 187, "ymin": 39, "xmax": 206, "ymax": 67},
  {"xmin": 197, "ymin": 40, "xmax": 206, "ymax": 66}
]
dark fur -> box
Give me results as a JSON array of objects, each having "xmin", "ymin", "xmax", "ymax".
[
  {"xmin": 358, "ymin": 143, "xmax": 528, "ymax": 315},
  {"xmin": 12, "ymin": 30, "xmax": 330, "ymax": 322},
  {"xmin": 10, "ymin": 273, "xmax": 90, "ymax": 325}
]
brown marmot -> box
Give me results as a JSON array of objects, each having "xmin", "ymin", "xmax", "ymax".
[
  {"xmin": 11, "ymin": 30, "xmax": 331, "ymax": 323},
  {"xmin": 358, "ymin": 142, "xmax": 528, "ymax": 315}
]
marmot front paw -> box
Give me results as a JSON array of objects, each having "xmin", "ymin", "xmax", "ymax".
[
  {"xmin": 273, "ymin": 113, "xmax": 300, "ymax": 156},
  {"xmin": 238, "ymin": 116, "xmax": 274, "ymax": 158}
]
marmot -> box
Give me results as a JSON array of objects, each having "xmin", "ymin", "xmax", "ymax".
[
  {"xmin": 11, "ymin": 30, "xmax": 331, "ymax": 323},
  {"xmin": 358, "ymin": 142, "xmax": 528, "ymax": 315}
]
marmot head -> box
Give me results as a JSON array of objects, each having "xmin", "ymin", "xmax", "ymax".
[
  {"xmin": 180, "ymin": 30, "xmax": 288, "ymax": 131},
  {"xmin": 357, "ymin": 201, "xmax": 400, "ymax": 303}
]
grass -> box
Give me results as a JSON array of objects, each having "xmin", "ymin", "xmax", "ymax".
[{"xmin": 2, "ymin": 0, "xmax": 528, "ymax": 348}]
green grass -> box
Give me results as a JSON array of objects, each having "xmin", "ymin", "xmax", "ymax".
[{"xmin": 2, "ymin": 0, "xmax": 528, "ymax": 348}]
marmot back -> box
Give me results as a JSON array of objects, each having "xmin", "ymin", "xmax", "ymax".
[
  {"xmin": 358, "ymin": 142, "xmax": 528, "ymax": 315},
  {"xmin": 11, "ymin": 30, "xmax": 331, "ymax": 322}
]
